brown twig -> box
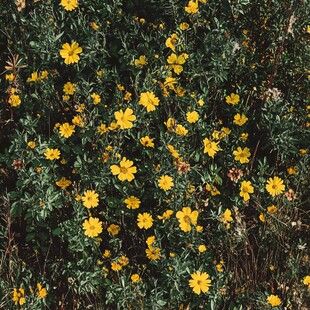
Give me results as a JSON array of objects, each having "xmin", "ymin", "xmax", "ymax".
[{"xmin": 261, "ymin": 6, "xmax": 294, "ymax": 103}]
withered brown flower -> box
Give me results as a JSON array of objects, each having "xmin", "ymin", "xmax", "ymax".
[
  {"xmin": 177, "ymin": 161, "xmax": 190, "ymax": 174},
  {"xmin": 12, "ymin": 159, "xmax": 24, "ymax": 170},
  {"xmin": 227, "ymin": 168, "xmax": 243, "ymax": 182},
  {"xmin": 285, "ymin": 188, "xmax": 296, "ymax": 201}
]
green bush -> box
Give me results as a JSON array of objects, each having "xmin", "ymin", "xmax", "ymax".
[{"xmin": 0, "ymin": 0, "xmax": 309, "ymax": 309}]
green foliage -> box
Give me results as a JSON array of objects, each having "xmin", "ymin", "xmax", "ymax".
[{"xmin": 0, "ymin": 0, "xmax": 309, "ymax": 309}]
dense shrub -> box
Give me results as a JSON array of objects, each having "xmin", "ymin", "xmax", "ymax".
[{"xmin": 0, "ymin": 0, "xmax": 309, "ymax": 309}]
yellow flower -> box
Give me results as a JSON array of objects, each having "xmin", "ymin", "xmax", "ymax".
[
  {"xmin": 97, "ymin": 124, "xmax": 108, "ymax": 134},
  {"xmin": 164, "ymin": 77, "xmax": 177, "ymax": 90},
  {"xmin": 72, "ymin": 115, "xmax": 84, "ymax": 127},
  {"xmin": 124, "ymin": 196, "xmax": 141, "ymax": 209},
  {"xmin": 240, "ymin": 133, "xmax": 248, "ymax": 141},
  {"xmin": 259, "ymin": 214, "xmax": 265, "ymax": 222},
  {"xmin": 158, "ymin": 210, "xmax": 173, "ymax": 221},
  {"xmin": 186, "ymin": 111, "xmax": 199, "ymax": 123},
  {"xmin": 76, "ymin": 103, "xmax": 85, "ymax": 113},
  {"xmin": 212, "ymin": 130, "xmax": 221, "ymax": 140},
  {"xmin": 175, "ymin": 124, "xmax": 188, "ymax": 136},
  {"xmin": 110, "ymin": 157, "xmax": 137, "ymax": 182},
  {"xmin": 60, "ymin": 0, "xmax": 78, "ymax": 11},
  {"xmin": 266, "ymin": 176, "xmax": 285, "ymax": 197},
  {"xmin": 5, "ymin": 73, "xmax": 14, "ymax": 81},
  {"xmin": 83, "ymin": 217, "xmax": 103, "ymax": 238},
  {"xmin": 180, "ymin": 22, "xmax": 189, "ymax": 30},
  {"xmin": 303, "ymin": 275, "xmax": 310, "ymax": 288},
  {"xmin": 118, "ymin": 255, "xmax": 129, "ymax": 266},
  {"xmin": 8, "ymin": 94, "xmax": 21, "ymax": 107},
  {"xmin": 287, "ymin": 166, "xmax": 298, "ymax": 175},
  {"xmin": 176, "ymin": 207, "xmax": 198, "ymax": 232},
  {"xmin": 44, "ymin": 148, "xmax": 61, "ymax": 160},
  {"xmin": 216, "ymin": 262, "xmax": 224, "ymax": 272},
  {"xmin": 167, "ymin": 144, "xmax": 180, "ymax": 158},
  {"xmin": 267, "ymin": 294, "xmax": 281, "ymax": 307},
  {"xmin": 139, "ymin": 91, "xmax": 160, "ymax": 112},
  {"xmin": 158, "ymin": 175, "xmax": 174, "ymax": 191},
  {"xmin": 167, "ymin": 53, "xmax": 187, "ymax": 75},
  {"xmin": 27, "ymin": 141, "xmax": 36, "ymax": 149},
  {"xmin": 134, "ymin": 55, "xmax": 148, "ymax": 68},
  {"xmin": 165, "ymin": 33, "xmax": 179, "ymax": 52},
  {"xmin": 198, "ymin": 245, "xmax": 207, "ymax": 253},
  {"xmin": 36, "ymin": 283, "xmax": 47, "ymax": 298},
  {"xmin": 90, "ymin": 21, "xmax": 99, "ymax": 30},
  {"xmin": 205, "ymin": 184, "xmax": 220, "ymax": 196},
  {"xmin": 114, "ymin": 108, "xmax": 136, "ymax": 129},
  {"xmin": 109, "ymin": 121, "xmax": 119, "ymax": 130},
  {"xmin": 117, "ymin": 84, "xmax": 125, "ymax": 91},
  {"xmin": 131, "ymin": 274, "xmax": 141, "ymax": 283},
  {"xmin": 233, "ymin": 113, "xmax": 248, "ymax": 126},
  {"xmin": 12, "ymin": 288, "xmax": 26, "ymax": 305},
  {"xmin": 107, "ymin": 224, "xmax": 120, "ymax": 236},
  {"xmin": 91, "ymin": 93, "xmax": 101, "ymax": 105},
  {"xmin": 63, "ymin": 81, "xmax": 76, "ymax": 95},
  {"xmin": 137, "ymin": 212, "xmax": 153, "ymax": 229},
  {"xmin": 203, "ymin": 138, "xmax": 221, "ymax": 158},
  {"xmin": 174, "ymin": 86, "xmax": 186, "ymax": 96},
  {"xmin": 40, "ymin": 70, "xmax": 48, "ymax": 79},
  {"xmin": 82, "ymin": 190, "xmax": 99, "ymax": 208},
  {"xmin": 59, "ymin": 41, "xmax": 82, "ymax": 65},
  {"xmin": 124, "ymin": 91, "xmax": 132, "ymax": 101},
  {"xmin": 233, "ymin": 147, "xmax": 251, "ymax": 164},
  {"xmin": 240, "ymin": 180, "xmax": 254, "ymax": 201},
  {"xmin": 140, "ymin": 135, "xmax": 154, "ymax": 148},
  {"xmin": 56, "ymin": 177, "xmax": 72, "ymax": 189},
  {"xmin": 267, "ymin": 205, "xmax": 278, "ymax": 214},
  {"xmin": 197, "ymin": 99, "xmax": 205, "ymax": 106},
  {"xmin": 222, "ymin": 209, "xmax": 233, "ymax": 223},
  {"xmin": 146, "ymin": 236, "xmax": 155, "ymax": 246},
  {"xmin": 145, "ymin": 246, "xmax": 161, "ymax": 260},
  {"xmin": 225, "ymin": 93, "xmax": 240, "ymax": 105},
  {"xmin": 189, "ymin": 271, "xmax": 211, "ymax": 295},
  {"xmin": 165, "ymin": 117, "xmax": 176, "ymax": 130},
  {"xmin": 103, "ymin": 249, "xmax": 111, "ymax": 258},
  {"xmin": 26, "ymin": 71, "xmax": 39, "ymax": 82},
  {"xmin": 185, "ymin": 1, "xmax": 199, "ymax": 14},
  {"xmin": 111, "ymin": 261, "xmax": 122, "ymax": 271},
  {"xmin": 59, "ymin": 123, "xmax": 75, "ymax": 138}
]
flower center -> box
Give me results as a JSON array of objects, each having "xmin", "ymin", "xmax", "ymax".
[
  {"xmin": 120, "ymin": 167, "xmax": 128, "ymax": 174},
  {"xmin": 68, "ymin": 50, "xmax": 74, "ymax": 56},
  {"xmin": 183, "ymin": 215, "xmax": 191, "ymax": 223},
  {"xmin": 89, "ymin": 225, "xmax": 95, "ymax": 231},
  {"xmin": 197, "ymin": 280, "xmax": 202, "ymax": 285},
  {"xmin": 272, "ymin": 185, "xmax": 277, "ymax": 189}
]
